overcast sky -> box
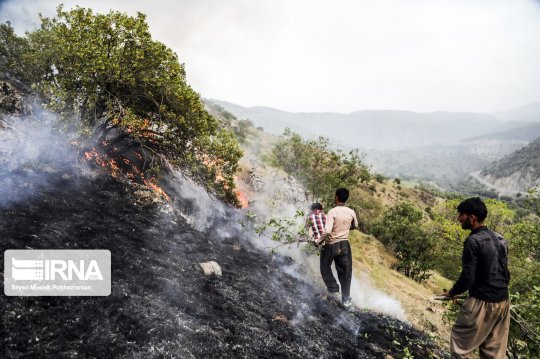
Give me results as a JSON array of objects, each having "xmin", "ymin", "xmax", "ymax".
[{"xmin": 1, "ymin": 0, "xmax": 539, "ymax": 113}]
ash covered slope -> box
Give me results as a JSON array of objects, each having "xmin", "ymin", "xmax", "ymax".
[
  {"xmin": 0, "ymin": 83, "xmax": 446, "ymax": 358},
  {"xmin": 0, "ymin": 171, "xmax": 446, "ymax": 358}
]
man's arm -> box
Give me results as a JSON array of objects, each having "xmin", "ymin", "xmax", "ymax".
[
  {"xmin": 351, "ymin": 210, "xmax": 359, "ymax": 230},
  {"xmin": 318, "ymin": 210, "xmax": 334, "ymax": 244},
  {"xmin": 447, "ymin": 237, "xmax": 478, "ymax": 297}
]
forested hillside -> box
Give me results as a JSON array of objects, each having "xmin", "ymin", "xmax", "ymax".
[{"xmin": 479, "ymin": 137, "xmax": 540, "ymax": 193}]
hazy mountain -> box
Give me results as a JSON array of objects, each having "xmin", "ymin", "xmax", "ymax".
[
  {"xmin": 367, "ymin": 147, "xmax": 490, "ymax": 186},
  {"xmin": 465, "ymin": 121, "xmax": 540, "ymax": 141},
  {"xmin": 493, "ymin": 102, "xmax": 540, "ymax": 122},
  {"xmin": 478, "ymin": 138, "xmax": 540, "ymax": 194},
  {"xmin": 211, "ymin": 100, "xmax": 505, "ymax": 151},
  {"xmin": 455, "ymin": 121, "xmax": 540, "ymax": 158}
]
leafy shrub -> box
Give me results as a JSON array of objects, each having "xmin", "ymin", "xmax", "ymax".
[{"xmin": 373, "ymin": 202, "xmax": 435, "ymax": 282}]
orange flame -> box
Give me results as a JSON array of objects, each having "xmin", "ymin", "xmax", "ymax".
[
  {"xmin": 235, "ymin": 189, "xmax": 249, "ymax": 208},
  {"xmin": 82, "ymin": 145, "xmax": 170, "ymax": 201},
  {"xmin": 145, "ymin": 177, "xmax": 171, "ymax": 201}
]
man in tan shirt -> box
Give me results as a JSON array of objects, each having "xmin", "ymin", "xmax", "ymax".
[{"xmin": 317, "ymin": 188, "xmax": 358, "ymax": 307}]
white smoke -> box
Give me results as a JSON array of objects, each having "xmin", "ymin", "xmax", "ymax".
[
  {"xmin": 238, "ymin": 164, "xmax": 406, "ymax": 318},
  {"xmin": 164, "ymin": 160, "xmax": 406, "ymax": 319},
  {"xmin": 0, "ymin": 113, "xmax": 83, "ymax": 206}
]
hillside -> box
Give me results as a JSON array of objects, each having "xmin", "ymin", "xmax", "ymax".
[
  {"xmin": 478, "ymin": 137, "xmax": 540, "ymax": 194},
  {"xmin": 2, "ymin": 6, "xmax": 537, "ymax": 358},
  {"xmin": 366, "ymin": 121, "xmax": 540, "ymax": 187},
  {"xmin": 220, "ymin": 101, "xmax": 540, "ymax": 358},
  {"xmin": 211, "ymin": 99, "xmax": 504, "ymax": 151},
  {"xmin": 0, "ymin": 160, "xmax": 443, "ymax": 358},
  {"xmin": 367, "ymin": 147, "xmax": 490, "ymax": 187},
  {"xmin": 0, "ymin": 79, "xmax": 450, "ymax": 358},
  {"xmin": 458, "ymin": 121, "xmax": 540, "ymax": 158}
]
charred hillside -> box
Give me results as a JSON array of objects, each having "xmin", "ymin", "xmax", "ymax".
[{"xmin": 0, "ymin": 158, "xmax": 448, "ymax": 358}]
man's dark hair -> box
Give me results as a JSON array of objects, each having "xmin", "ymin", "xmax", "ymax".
[
  {"xmin": 457, "ymin": 197, "xmax": 488, "ymax": 222},
  {"xmin": 310, "ymin": 202, "xmax": 323, "ymax": 211},
  {"xmin": 336, "ymin": 188, "xmax": 349, "ymax": 203}
]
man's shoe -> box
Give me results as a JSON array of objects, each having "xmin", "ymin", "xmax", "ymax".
[
  {"xmin": 325, "ymin": 291, "xmax": 341, "ymax": 302},
  {"xmin": 342, "ymin": 299, "xmax": 353, "ymax": 309}
]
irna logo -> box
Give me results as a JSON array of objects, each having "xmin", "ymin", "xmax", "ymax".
[
  {"xmin": 4, "ymin": 249, "xmax": 111, "ymax": 296},
  {"xmin": 11, "ymin": 258, "xmax": 104, "ymax": 281}
]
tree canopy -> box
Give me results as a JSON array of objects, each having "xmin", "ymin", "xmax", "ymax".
[
  {"xmin": 373, "ymin": 202, "xmax": 436, "ymax": 282},
  {"xmin": 1, "ymin": 6, "xmax": 242, "ymax": 205}
]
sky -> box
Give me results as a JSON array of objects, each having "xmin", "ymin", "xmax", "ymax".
[{"xmin": 1, "ymin": 0, "xmax": 540, "ymax": 113}]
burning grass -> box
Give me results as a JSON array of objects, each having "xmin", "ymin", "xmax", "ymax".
[{"xmin": 81, "ymin": 135, "xmax": 170, "ymax": 201}]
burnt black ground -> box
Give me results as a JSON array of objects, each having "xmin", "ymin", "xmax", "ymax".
[{"xmin": 0, "ymin": 168, "xmax": 449, "ymax": 358}]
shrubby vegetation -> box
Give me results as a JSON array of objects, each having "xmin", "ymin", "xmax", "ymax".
[
  {"xmin": 205, "ymin": 102, "xmax": 255, "ymax": 144},
  {"xmin": 373, "ymin": 202, "xmax": 436, "ymax": 282},
  {"xmin": 271, "ymin": 129, "xmax": 370, "ymax": 208},
  {"xmin": 505, "ymin": 193, "xmax": 540, "ymax": 358},
  {"xmin": 0, "ymin": 6, "xmax": 242, "ymax": 205}
]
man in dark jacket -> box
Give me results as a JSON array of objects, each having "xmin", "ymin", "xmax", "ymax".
[{"xmin": 442, "ymin": 197, "xmax": 511, "ymax": 359}]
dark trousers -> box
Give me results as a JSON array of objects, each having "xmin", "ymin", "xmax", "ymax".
[{"xmin": 320, "ymin": 240, "xmax": 352, "ymax": 301}]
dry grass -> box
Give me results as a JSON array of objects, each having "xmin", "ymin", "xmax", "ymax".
[{"xmin": 349, "ymin": 230, "xmax": 453, "ymax": 349}]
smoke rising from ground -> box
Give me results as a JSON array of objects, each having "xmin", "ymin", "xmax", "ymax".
[
  {"xmin": 0, "ymin": 113, "xmax": 82, "ymax": 206},
  {"xmin": 239, "ymin": 168, "xmax": 405, "ymax": 318},
  {"xmin": 165, "ymin": 161, "xmax": 406, "ymax": 319}
]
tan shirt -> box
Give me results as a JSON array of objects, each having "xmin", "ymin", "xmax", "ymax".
[{"xmin": 320, "ymin": 204, "xmax": 358, "ymax": 244}]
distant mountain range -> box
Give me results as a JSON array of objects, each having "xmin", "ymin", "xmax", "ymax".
[
  {"xmin": 492, "ymin": 102, "xmax": 540, "ymax": 122},
  {"xmin": 210, "ymin": 100, "xmax": 514, "ymax": 151},
  {"xmin": 209, "ymin": 99, "xmax": 540, "ymax": 195}
]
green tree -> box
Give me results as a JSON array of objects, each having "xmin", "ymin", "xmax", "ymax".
[
  {"xmin": 429, "ymin": 198, "xmax": 515, "ymax": 280},
  {"xmin": 348, "ymin": 187, "xmax": 384, "ymax": 234},
  {"xmin": 483, "ymin": 198, "xmax": 515, "ymax": 233},
  {"xmin": 373, "ymin": 202, "xmax": 436, "ymax": 282},
  {"xmin": 429, "ymin": 199, "xmax": 470, "ymax": 280},
  {"xmin": 3, "ymin": 6, "xmax": 242, "ymax": 204},
  {"xmin": 271, "ymin": 129, "xmax": 370, "ymax": 208},
  {"xmin": 506, "ymin": 193, "xmax": 540, "ymax": 358},
  {"xmin": 0, "ymin": 22, "xmax": 30, "ymax": 81}
]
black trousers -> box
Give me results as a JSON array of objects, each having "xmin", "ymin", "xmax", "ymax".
[{"xmin": 320, "ymin": 240, "xmax": 352, "ymax": 301}]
